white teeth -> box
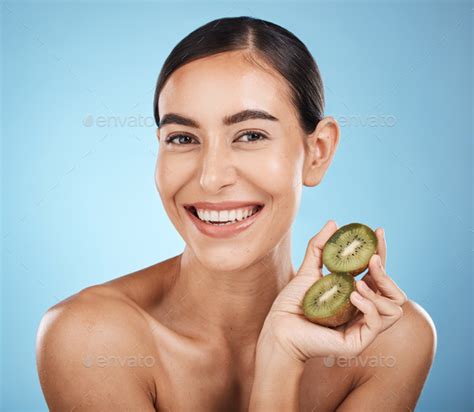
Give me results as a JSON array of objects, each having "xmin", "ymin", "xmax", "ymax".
[
  {"xmin": 222, "ymin": 210, "xmax": 230, "ymax": 221},
  {"xmin": 236, "ymin": 209, "xmax": 244, "ymax": 221},
  {"xmin": 194, "ymin": 206, "xmax": 260, "ymax": 223}
]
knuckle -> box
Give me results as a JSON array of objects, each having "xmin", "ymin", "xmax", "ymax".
[
  {"xmin": 366, "ymin": 299, "xmax": 377, "ymax": 312},
  {"xmin": 310, "ymin": 235, "xmax": 321, "ymax": 250}
]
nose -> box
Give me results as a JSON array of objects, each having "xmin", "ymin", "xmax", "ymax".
[{"xmin": 199, "ymin": 141, "xmax": 237, "ymax": 193}]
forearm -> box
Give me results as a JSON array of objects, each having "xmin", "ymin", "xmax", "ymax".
[{"xmin": 249, "ymin": 338, "xmax": 306, "ymax": 412}]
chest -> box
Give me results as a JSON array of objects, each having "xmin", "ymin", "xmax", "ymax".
[
  {"xmin": 151, "ymin": 347, "xmax": 354, "ymax": 412},
  {"xmin": 152, "ymin": 348, "xmax": 254, "ymax": 412}
]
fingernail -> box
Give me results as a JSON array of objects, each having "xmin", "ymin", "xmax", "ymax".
[{"xmin": 374, "ymin": 255, "xmax": 382, "ymax": 267}]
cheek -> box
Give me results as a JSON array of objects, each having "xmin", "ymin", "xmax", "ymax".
[
  {"xmin": 250, "ymin": 149, "xmax": 303, "ymax": 234},
  {"xmin": 155, "ymin": 154, "xmax": 191, "ymax": 200},
  {"xmin": 155, "ymin": 155, "xmax": 185, "ymax": 218},
  {"xmin": 256, "ymin": 148, "xmax": 302, "ymax": 199}
]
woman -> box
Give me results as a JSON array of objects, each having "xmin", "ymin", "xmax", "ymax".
[{"xmin": 36, "ymin": 16, "xmax": 436, "ymax": 411}]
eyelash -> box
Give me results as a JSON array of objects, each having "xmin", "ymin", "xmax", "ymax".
[{"xmin": 164, "ymin": 131, "xmax": 268, "ymax": 145}]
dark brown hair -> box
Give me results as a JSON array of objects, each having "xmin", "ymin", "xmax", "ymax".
[{"xmin": 153, "ymin": 16, "xmax": 324, "ymax": 135}]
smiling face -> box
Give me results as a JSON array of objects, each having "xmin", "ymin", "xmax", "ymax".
[{"xmin": 155, "ymin": 50, "xmax": 333, "ymax": 272}]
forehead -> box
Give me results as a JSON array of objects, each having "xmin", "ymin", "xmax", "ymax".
[{"xmin": 158, "ymin": 51, "xmax": 294, "ymax": 126}]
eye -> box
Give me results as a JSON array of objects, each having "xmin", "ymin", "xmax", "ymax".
[
  {"xmin": 164, "ymin": 134, "xmax": 197, "ymax": 145},
  {"xmin": 164, "ymin": 131, "xmax": 268, "ymax": 145},
  {"xmin": 236, "ymin": 131, "xmax": 268, "ymax": 143}
]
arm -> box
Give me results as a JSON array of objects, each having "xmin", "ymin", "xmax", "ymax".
[
  {"xmin": 36, "ymin": 287, "xmax": 157, "ymax": 411},
  {"xmin": 249, "ymin": 335, "xmax": 306, "ymax": 412},
  {"xmin": 248, "ymin": 222, "xmax": 415, "ymax": 411},
  {"xmin": 337, "ymin": 300, "xmax": 437, "ymax": 411}
]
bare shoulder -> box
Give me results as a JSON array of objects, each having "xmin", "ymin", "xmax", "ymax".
[
  {"xmin": 300, "ymin": 299, "xmax": 437, "ymax": 411},
  {"xmin": 36, "ymin": 285, "xmax": 158, "ymax": 411},
  {"xmin": 37, "ymin": 283, "xmax": 154, "ymax": 345},
  {"xmin": 364, "ymin": 298, "xmax": 437, "ymax": 361},
  {"xmin": 354, "ymin": 298, "xmax": 437, "ymax": 383},
  {"xmin": 335, "ymin": 299, "xmax": 437, "ymax": 411}
]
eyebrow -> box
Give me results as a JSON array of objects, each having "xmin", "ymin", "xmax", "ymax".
[{"xmin": 158, "ymin": 109, "xmax": 279, "ymax": 129}]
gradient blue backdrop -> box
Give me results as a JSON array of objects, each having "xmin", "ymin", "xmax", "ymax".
[{"xmin": 2, "ymin": 1, "xmax": 472, "ymax": 411}]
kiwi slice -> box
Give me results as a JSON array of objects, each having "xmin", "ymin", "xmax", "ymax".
[
  {"xmin": 302, "ymin": 273, "xmax": 358, "ymax": 327},
  {"xmin": 322, "ymin": 223, "xmax": 377, "ymax": 276}
]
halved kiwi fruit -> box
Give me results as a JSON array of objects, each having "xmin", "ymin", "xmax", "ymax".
[
  {"xmin": 302, "ymin": 272, "xmax": 358, "ymax": 327},
  {"xmin": 322, "ymin": 223, "xmax": 377, "ymax": 276}
]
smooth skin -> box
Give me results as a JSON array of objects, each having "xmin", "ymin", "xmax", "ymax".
[{"xmin": 36, "ymin": 50, "xmax": 436, "ymax": 411}]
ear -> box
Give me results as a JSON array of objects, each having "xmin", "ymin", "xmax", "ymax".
[
  {"xmin": 302, "ymin": 116, "xmax": 340, "ymax": 187},
  {"xmin": 156, "ymin": 128, "xmax": 161, "ymax": 141}
]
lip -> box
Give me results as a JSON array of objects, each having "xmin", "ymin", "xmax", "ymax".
[
  {"xmin": 184, "ymin": 204, "xmax": 264, "ymax": 239},
  {"xmin": 183, "ymin": 201, "xmax": 264, "ymax": 211}
]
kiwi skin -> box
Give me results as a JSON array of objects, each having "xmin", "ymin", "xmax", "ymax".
[
  {"xmin": 322, "ymin": 223, "xmax": 378, "ymax": 277},
  {"xmin": 302, "ymin": 273, "xmax": 359, "ymax": 328}
]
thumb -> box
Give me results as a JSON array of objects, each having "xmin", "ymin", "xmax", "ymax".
[{"xmin": 297, "ymin": 220, "xmax": 338, "ymax": 279}]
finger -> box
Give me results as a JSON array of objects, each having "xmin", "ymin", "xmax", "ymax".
[
  {"xmin": 348, "ymin": 291, "xmax": 383, "ymax": 347},
  {"xmin": 368, "ymin": 254, "xmax": 408, "ymax": 305},
  {"xmin": 297, "ymin": 220, "xmax": 338, "ymax": 279},
  {"xmin": 335, "ymin": 309, "xmax": 363, "ymax": 332},
  {"xmin": 375, "ymin": 227, "xmax": 387, "ymax": 268},
  {"xmin": 361, "ymin": 227, "xmax": 386, "ymax": 296},
  {"xmin": 356, "ymin": 280, "xmax": 404, "ymax": 328},
  {"xmin": 360, "ymin": 273, "xmax": 380, "ymax": 294}
]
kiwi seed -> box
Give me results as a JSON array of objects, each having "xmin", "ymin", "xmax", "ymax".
[
  {"xmin": 302, "ymin": 272, "xmax": 358, "ymax": 328},
  {"xmin": 322, "ymin": 223, "xmax": 378, "ymax": 276}
]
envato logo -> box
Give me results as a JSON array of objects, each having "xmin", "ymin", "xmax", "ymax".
[
  {"xmin": 336, "ymin": 114, "xmax": 397, "ymax": 128},
  {"xmin": 82, "ymin": 354, "xmax": 156, "ymax": 368},
  {"xmin": 83, "ymin": 114, "xmax": 155, "ymax": 128},
  {"xmin": 323, "ymin": 354, "xmax": 397, "ymax": 368}
]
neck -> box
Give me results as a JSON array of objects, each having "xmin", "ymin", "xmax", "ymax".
[{"xmin": 163, "ymin": 232, "xmax": 295, "ymax": 348}]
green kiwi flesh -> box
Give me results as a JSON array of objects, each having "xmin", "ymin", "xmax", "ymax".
[
  {"xmin": 302, "ymin": 273, "xmax": 358, "ymax": 328},
  {"xmin": 322, "ymin": 223, "xmax": 377, "ymax": 276}
]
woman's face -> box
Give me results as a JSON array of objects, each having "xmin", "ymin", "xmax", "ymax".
[{"xmin": 155, "ymin": 51, "xmax": 313, "ymax": 271}]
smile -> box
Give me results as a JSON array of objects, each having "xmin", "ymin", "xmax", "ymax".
[
  {"xmin": 184, "ymin": 204, "xmax": 265, "ymax": 238},
  {"xmin": 188, "ymin": 205, "xmax": 262, "ymax": 224}
]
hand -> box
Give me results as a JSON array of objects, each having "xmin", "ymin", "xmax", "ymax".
[{"xmin": 257, "ymin": 220, "xmax": 408, "ymax": 364}]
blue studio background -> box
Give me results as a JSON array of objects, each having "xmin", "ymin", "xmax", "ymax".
[{"xmin": 1, "ymin": 1, "xmax": 472, "ymax": 411}]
